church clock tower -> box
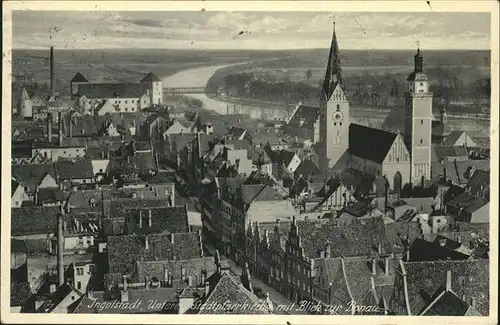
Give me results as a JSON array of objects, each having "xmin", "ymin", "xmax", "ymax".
[
  {"xmin": 404, "ymin": 46, "xmax": 433, "ymax": 184},
  {"xmin": 319, "ymin": 22, "xmax": 350, "ymax": 171}
]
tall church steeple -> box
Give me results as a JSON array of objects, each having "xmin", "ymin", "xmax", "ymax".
[
  {"xmin": 404, "ymin": 44, "xmax": 433, "ymax": 184},
  {"xmin": 319, "ymin": 20, "xmax": 350, "ymax": 172},
  {"xmin": 322, "ymin": 21, "xmax": 345, "ymax": 101}
]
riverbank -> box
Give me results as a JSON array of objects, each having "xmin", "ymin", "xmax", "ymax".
[{"xmin": 160, "ymin": 62, "xmax": 490, "ymax": 134}]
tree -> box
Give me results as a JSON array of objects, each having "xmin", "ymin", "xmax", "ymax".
[{"xmin": 306, "ymin": 69, "xmax": 313, "ymax": 81}]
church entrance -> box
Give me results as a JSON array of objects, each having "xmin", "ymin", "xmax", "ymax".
[{"xmin": 393, "ymin": 172, "xmax": 402, "ymax": 196}]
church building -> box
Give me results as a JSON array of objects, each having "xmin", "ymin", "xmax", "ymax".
[{"xmin": 289, "ymin": 22, "xmax": 433, "ymax": 192}]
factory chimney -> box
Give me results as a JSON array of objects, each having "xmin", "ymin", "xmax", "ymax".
[
  {"xmin": 47, "ymin": 113, "xmax": 53, "ymax": 142},
  {"xmin": 57, "ymin": 205, "xmax": 65, "ymax": 287},
  {"xmin": 50, "ymin": 47, "xmax": 56, "ymax": 95}
]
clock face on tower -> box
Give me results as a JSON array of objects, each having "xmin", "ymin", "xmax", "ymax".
[{"xmin": 332, "ymin": 111, "xmax": 343, "ymax": 122}]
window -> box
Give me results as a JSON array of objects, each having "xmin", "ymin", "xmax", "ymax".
[
  {"xmin": 77, "ymin": 281, "xmax": 81, "ymax": 290},
  {"xmin": 125, "ymin": 100, "xmax": 128, "ymax": 104},
  {"xmin": 76, "ymin": 148, "xmax": 79, "ymax": 152},
  {"xmin": 421, "ymin": 119, "xmax": 423, "ymax": 124},
  {"xmin": 89, "ymin": 265, "xmax": 94, "ymax": 273},
  {"xmin": 339, "ymin": 122, "xmax": 342, "ymax": 126},
  {"xmin": 125, "ymin": 107, "xmax": 128, "ymax": 111},
  {"xmin": 420, "ymin": 139, "xmax": 423, "ymax": 144},
  {"xmin": 333, "ymin": 123, "xmax": 337, "ymax": 126},
  {"xmin": 131, "ymin": 108, "xmax": 135, "ymax": 111},
  {"xmin": 420, "ymin": 83, "xmax": 423, "ymax": 86},
  {"xmin": 83, "ymin": 180, "xmax": 86, "ymax": 184},
  {"xmin": 132, "ymin": 100, "xmax": 135, "ymax": 103},
  {"xmin": 88, "ymin": 101, "xmax": 91, "ymax": 104},
  {"xmin": 77, "ymin": 267, "xmax": 84, "ymax": 275},
  {"xmin": 63, "ymin": 151, "xmax": 66, "ymax": 154}
]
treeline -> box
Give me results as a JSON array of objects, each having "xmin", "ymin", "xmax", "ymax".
[{"xmin": 211, "ymin": 68, "xmax": 490, "ymax": 113}]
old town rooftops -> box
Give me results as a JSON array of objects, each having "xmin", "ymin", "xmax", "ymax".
[
  {"xmin": 295, "ymin": 217, "xmax": 390, "ymax": 259},
  {"xmin": 397, "ymin": 259, "xmax": 489, "ymax": 316},
  {"xmin": 107, "ymin": 232, "xmax": 202, "ymax": 275}
]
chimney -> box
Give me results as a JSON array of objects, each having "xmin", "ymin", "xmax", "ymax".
[
  {"xmin": 58, "ymin": 112, "xmax": 63, "ymax": 147},
  {"xmin": 470, "ymin": 297, "xmax": 477, "ymax": 308},
  {"xmin": 144, "ymin": 277, "xmax": 149, "ymax": 289},
  {"xmin": 50, "ymin": 47, "xmax": 55, "ymax": 95},
  {"xmin": 201, "ymin": 272, "xmax": 206, "ymax": 286},
  {"xmin": 446, "ymin": 270, "xmax": 452, "ymax": 291},
  {"xmin": 122, "ymin": 275, "xmax": 128, "ymax": 291},
  {"xmin": 164, "ymin": 268, "xmax": 169, "ymax": 284},
  {"xmin": 69, "ymin": 115, "xmax": 74, "ymax": 139},
  {"xmin": 49, "ymin": 283, "xmax": 57, "ymax": 294},
  {"xmin": 325, "ymin": 243, "xmax": 331, "ymax": 258},
  {"xmin": 170, "ymin": 233, "xmax": 175, "ymax": 245},
  {"xmin": 205, "ymin": 281, "xmax": 210, "ymax": 296},
  {"xmin": 443, "ymin": 167, "xmax": 447, "ymax": 182},
  {"xmin": 139, "ymin": 211, "xmax": 143, "ymax": 228},
  {"xmin": 421, "ymin": 175, "xmax": 425, "ymax": 188},
  {"xmin": 121, "ymin": 290, "xmax": 129, "ymax": 302},
  {"xmin": 378, "ymin": 242, "xmax": 383, "ymax": 254},
  {"xmin": 188, "ymin": 276, "xmax": 193, "ymax": 287},
  {"xmin": 385, "ymin": 256, "xmax": 390, "ymax": 275},
  {"xmin": 372, "ymin": 258, "xmax": 377, "ymax": 275},
  {"xmin": 145, "ymin": 236, "xmax": 149, "ymax": 250},
  {"xmin": 148, "ymin": 209, "xmax": 152, "ymax": 227},
  {"xmin": 88, "ymin": 290, "xmax": 94, "ymax": 300},
  {"xmin": 47, "ymin": 113, "xmax": 53, "ymax": 142},
  {"xmin": 57, "ymin": 210, "xmax": 65, "ymax": 287},
  {"xmin": 181, "ymin": 266, "xmax": 186, "ymax": 281},
  {"xmin": 34, "ymin": 186, "xmax": 40, "ymax": 205}
]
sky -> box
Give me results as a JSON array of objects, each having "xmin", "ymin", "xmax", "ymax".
[{"xmin": 12, "ymin": 11, "xmax": 491, "ymax": 50}]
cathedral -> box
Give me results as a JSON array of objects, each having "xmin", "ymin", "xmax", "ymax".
[{"xmin": 291, "ymin": 22, "xmax": 433, "ymax": 192}]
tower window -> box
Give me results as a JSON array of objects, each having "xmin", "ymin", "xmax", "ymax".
[
  {"xmin": 420, "ymin": 139, "xmax": 423, "ymax": 144},
  {"xmin": 339, "ymin": 122, "xmax": 342, "ymax": 126},
  {"xmin": 421, "ymin": 119, "xmax": 423, "ymax": 124},
  {"xmin": 333, "ymin": 123, "xmax": 337, "ymax": 126},
  {"xmin": 336, "ymin": 104, "xmax": 340, "ymax": 110},
  {"xmin": 420, "ymin": 83, "xmax": 423, "ymax": 86}
]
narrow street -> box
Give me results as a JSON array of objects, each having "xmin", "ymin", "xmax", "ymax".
[{"xmin": 204, "ymin": 243, "xmax": 309, "ymax": 315}]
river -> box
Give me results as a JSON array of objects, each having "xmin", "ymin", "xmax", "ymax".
[
  {"xmin": 161, "ymin": 63, "xmax": 490, "ymax": 133},
  {"xmin": 161, "ymin": 63, "xmax": 246, "ymax": 115}
]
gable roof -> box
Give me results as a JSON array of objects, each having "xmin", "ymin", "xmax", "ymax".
[
  {"xmin": 421, "ymin": 290, "xmax": 481, "ymax": 316},
  {"xmin": 400, "ymin": 259, "xmax": 489, "ymax": 315},
  {"xmin": 442, "ymin": 131, "xmax": 466, "ymax": 146},
  {"xmin": 407, "ymin": 238, "xmax": 470, "ymax": 262},
  {"xmin": 12, "ymin": 164, "xmax": 56, "ymax": 191},
  {"xmin": 196, "ymin": 274, "xmax": 269, "ymax": 314},
  {"xmin": 287, "ymin": 105, "xmax": 320, "ymax": 128},
  {"xmin": 134, "ymin": 257, "xmax": 217, "ymax": 283},
  {"xmin": 76, "ymin": 83, "xmax": 148, "ymax": 99},
  {"xmin": 107, "ymin": 232, "xmax": 202, "ymax": 275},
  {"xmin": 349, "ymin": 124, "xmax": 398, "ymax": 163},
  {"xmin": 140, "ymin": 72, "xmax": 161, "ymax": 83},
  {"xmin": 11, "ymin": 206, "xmax": 60, "ymax": 235},
  {"xmin": 296, "ymin": 218, "xmax": 390, "ymax": 259},
  {"xmin": 294, "ymin": 159, "xmax": 320, "ymax": 179},
  {"xmin": 384, "ymin": 221, "xmax": 423, "ymax": 254},
  {"xmin": 447, "ymin": 193, "xmax": 488, "ymax": 214},
  {"xmin": 433, "ymin": 145, "xmax": 468, "ymax": 160},
  {"xmin": 55, "ymin": 158, "xmax": 94, "ymax": 180},
  {"xmin": 124, "ymin": 207, "xmax": 189, "ymax": 235},
  {"xmin": 71, "ymin": 72, "xmax": 89, "ymax": 83}
]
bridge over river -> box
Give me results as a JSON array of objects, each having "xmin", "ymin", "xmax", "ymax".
[{"xmin": 163, "ymin": 87, "xmax": 216, "ymax": 95}]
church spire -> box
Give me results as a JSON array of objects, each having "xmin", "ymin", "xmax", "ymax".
[
  {"xmin": 414, "ymin": 41, "xmax": 424, "ymax": 72},
  {"xmin": 322, "ymin": 20, "xmax": 345, "ymax": 101}
]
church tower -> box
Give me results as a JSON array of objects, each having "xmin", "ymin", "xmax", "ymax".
[
  {"xmin": 404, "ymin": 46, "xmax": 433, "ymax": 184},
  {"xmin": 319, "ymin": 22, "xmax": 350, "ymax": 171}
]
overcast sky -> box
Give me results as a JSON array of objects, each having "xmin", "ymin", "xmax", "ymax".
[{"xmin": 12, "ymin": 11, "xmax": 490, "ymax": 50}]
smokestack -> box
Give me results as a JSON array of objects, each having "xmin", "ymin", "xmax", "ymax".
[
  {"xmin": 148, "ymin": 209, "xmax": 152, "ymax": 227},
  {"xmin": 57, "ymin": 209, "xmax": 65, "ymax": 287},
  {"xmin": 47, "ymin": 113, "xmax": 53, "ymax": 142},
  {"xmin": 446, "ymin": 270, "xmax": 452, "ymax": 291},
  {"xmin": 50, "ymin": 47, "xmax": 55, "ymax": 95}
]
